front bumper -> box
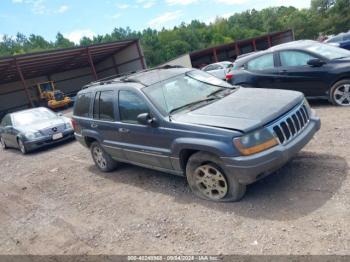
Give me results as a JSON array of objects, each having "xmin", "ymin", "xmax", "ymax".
[
  {"xmin": 221, "ymin": 116, "xmax": 321, "ymax": 185},
  {"xmin": 24, "ymin": 129, "xmax": 75, "ymax": 151}
]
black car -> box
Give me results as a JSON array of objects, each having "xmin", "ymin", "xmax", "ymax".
[
  {"xmin": 226, "ymin": 40, "xmax": 350, "ymax": 106},
  {"xmin": 0, "ymin": 107, "xmax": 74, "ymax": 154},
  {"xmin": 72, "ymin": 67, "xmax": 320, "ymax": 202}
]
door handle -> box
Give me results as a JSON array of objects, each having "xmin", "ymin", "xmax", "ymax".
[
  {"xmin": 279, "ymin": 69, "xmax": 288, "ymax": 74},
  {"xmin": 91, "ymin": 123, "xmax": 98, "ymax": 128},
  {"xmin": 118, "ymin": 128, "xmax": 130, "ymax": 133}
]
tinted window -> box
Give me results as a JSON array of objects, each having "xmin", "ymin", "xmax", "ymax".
[
  {"xmin": 247, "ymin": 54, "xmax": 274, "ymax": 70},
  {"xmin": 93, "ymin": 91, "xmax": 115, "ymax": 121},
  {"xmin": 74, "ymin": 93, "xmax": 92, "ymax": 117},
  {"xmin": 344, "ymin": 34, "xmax": 350, "ymax": 41},
  {"xmin": 119, "ymin": 91, "xmax": 149, "ymax": 124},
  {"xmin": 280, "ymin": 51, "xmax": 315, "ymax": 67}
]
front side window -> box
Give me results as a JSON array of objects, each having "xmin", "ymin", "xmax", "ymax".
[
  {"xmin": 119, "ymin": 91, "xmax": 149, "ymax": 124},
  {"xmin": 280, "ymin": 51, "xmax": 316, "ymax": 67},
  {"xmin": 74, "ymin": 92, "xmax": 92, "ymax": 117},
  {"xmin": 93, "ymin": 91, "xmax": 115, "ymax": 121},
  {"xmin": 247, "ymin": 54, "xmax": 274, "ymax": 70},
  {"xmin": 143, "ymin": 70, "xmax": 233, "ymax": 114}
]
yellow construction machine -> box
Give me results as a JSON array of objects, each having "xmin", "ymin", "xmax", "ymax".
[{"xmin": 36, "ymin": 81, "xmax": 71, "ymax": 109}]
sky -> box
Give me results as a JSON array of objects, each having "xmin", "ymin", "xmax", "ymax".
[{"xmin": 0, "ymin": 0, "xmax": 311, "ymax": 44}]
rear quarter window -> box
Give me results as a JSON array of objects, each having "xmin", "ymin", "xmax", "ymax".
[{"xmin": 74, "ymin": 92, "xmax": 92, "ymax": 117}]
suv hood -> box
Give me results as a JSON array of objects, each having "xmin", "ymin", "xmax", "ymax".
[{"xmin": 172, "ymin": 88, "xmax": 304, "ymax": 133}]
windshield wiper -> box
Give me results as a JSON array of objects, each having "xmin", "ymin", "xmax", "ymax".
[
  {"xmin": 169, "ymin": 97, "xmax": 218, "ymax": 116},
  {"xmin": 206, "ymin": 87, "xmax": 235, "ymax": 98}
]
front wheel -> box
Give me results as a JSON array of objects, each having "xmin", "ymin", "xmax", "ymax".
[
  {"xmin": 186, "ymin": 152, "xmax": 246, "ymax": 202},
  {"xmin": 90, "ymin": 141, "xmax": 118, "ymax": 172},
  {"xmin": 329, "ymin": 79, "xmax": 350, "ymax": 106},
  {"xmin": 17, "ymin": 138, "xmax": 27, "ymax": 154}
]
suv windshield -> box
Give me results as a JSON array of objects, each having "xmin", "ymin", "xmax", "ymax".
[
  {"xmin": 306, "ymin": 43, "xmax": 350, "ymax": 60},
  {"xmin": 143, "ymin": 70, "xmax": 234, "ymax": 115},
  {"xmin": 13, "ymin": 108, "xmax": 56, "ymax": 126}
]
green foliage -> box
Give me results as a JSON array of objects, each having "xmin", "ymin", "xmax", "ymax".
[{"xmin": 1, "ymin": 0, "xmax": 349, "ymax": 66}]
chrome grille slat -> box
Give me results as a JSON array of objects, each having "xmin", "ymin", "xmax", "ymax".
[{"xmin": 269, "ymin": 102, "xmax": 311, "ymax": 145}]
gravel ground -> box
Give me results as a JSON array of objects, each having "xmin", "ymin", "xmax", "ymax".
[{"xmin": 0, "ymin": 101, "xmax": 349, "ymax": 255}]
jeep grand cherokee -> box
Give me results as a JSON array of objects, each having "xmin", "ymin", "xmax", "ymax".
[{"xmin": 72, "ymin": 66, "xmax": 320, "ymax": 201}]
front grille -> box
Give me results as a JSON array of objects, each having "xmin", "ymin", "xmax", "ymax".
[{"xmin": 271, "ymin": 103, "xmax": 310, "ymax": 144}]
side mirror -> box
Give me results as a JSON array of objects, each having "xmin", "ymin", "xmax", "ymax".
[
  {"xmin": 137, "ymin": 113, "xmax": 158, "ymax": 127},
  {"xmin": 307, "ymin": 58, "xmax": 325, "ymax": 67}
]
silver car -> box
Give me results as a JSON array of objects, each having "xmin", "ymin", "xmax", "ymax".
[{"xmin": 201, "ymin": 61, "xmax": 233, "ymax": 80}]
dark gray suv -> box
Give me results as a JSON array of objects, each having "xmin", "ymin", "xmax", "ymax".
[{"xmin": 72, "ymin": 67, "xmax": 320, "ymax": 202}]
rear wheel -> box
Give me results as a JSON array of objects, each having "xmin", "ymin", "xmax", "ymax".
[
  {"xmin": 90, "ymin": 141, "xmax": 117, "ymax": 172},
  {"xmin": 0, "ymin": 137, "xmax": 8, "ymax": 150},
  {"xmin": 186, "ymin": 152, "xmax": 246, "ymax": 202},
  {"xmin": 17, "ymin": 138, "xmax": 27, "ymax": 154},
  {"xmin": 329, "ymin": 79, "xmax": 350, "ymax": 106}
]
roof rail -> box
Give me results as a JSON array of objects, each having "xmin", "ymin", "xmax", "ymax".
[{"xmin": 82, "ymin": 64, "xmax": 185, "ymax": 89}]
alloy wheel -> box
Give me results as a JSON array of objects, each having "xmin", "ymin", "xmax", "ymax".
[
  {"xmin": 93, "ymin": 146, "xmax": 107, "ymax": 169},
  {"xmin": 18, "ymin": 139, "xmax": 26, "ymax": 154},
  {"xmin": 333, "ymin": 84, "xmax": 350, "ymax": 106},
  {"xmin": 193, "ymin": 164, "xmax": 228, "ymax": 200}
]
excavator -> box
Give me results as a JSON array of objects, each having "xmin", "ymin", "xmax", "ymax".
[{"xmin": 36, "ymin": 81, "xmax": 71, "ymax": 109}]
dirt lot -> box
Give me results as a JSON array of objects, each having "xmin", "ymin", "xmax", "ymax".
[{"xmin": 0, "ymin": 101, "xmax": 349, "ymax": 255}]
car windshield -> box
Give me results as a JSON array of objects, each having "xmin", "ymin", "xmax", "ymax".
[
  {"xmin": 143, "ymin": 70, "xmax": 234, "ymax": 115},
  {"xmin": 13, "ymin": 108, "xmax": 57, "ymax": 126},
  {"xmin": 306, "ymin": 43, "xmax": 350, "ymax": 60}
]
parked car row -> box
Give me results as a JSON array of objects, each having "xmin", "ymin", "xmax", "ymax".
[{"xmin": 221, "ymin": 40, "xmax": 350, "ymax": 106}]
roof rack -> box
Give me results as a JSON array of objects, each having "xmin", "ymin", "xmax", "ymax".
[{"xmin": 82, "ymin": 64, "xmax": 185, "ymax": 89}]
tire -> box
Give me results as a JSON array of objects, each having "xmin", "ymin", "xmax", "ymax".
[
  {"xmin": 17, "ymin": 138, "xmax": 27, "ymax": 154},
  {"xmin": 329, "ymin": 79, "xmax": 350, "ymax": 106},
  {"xmin": 0, "ymin": 136, "xmax": 8, "ymax": 150},
  {"xmin": 90, "ymin": 141, "xmax": 117, "ymax": 172},
  {"xmin": 186, "ymin": 152, "xmax": 246, "ymax": 202}
]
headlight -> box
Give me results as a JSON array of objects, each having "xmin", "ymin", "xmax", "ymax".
[
  {"xmin": 24, "ymin": 131, "xmax": 41, "ymax": 140},
  {"xmin": 65, "ymin": 122, "xmax": 73, "ymax": 129},
  {"xmin": 233, "ymin": 128, "xmax": 279, "ymax": 156}
]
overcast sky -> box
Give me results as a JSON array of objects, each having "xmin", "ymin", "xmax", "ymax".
[{"xmin": 0, "ymin": 0, "xmax": 311, "ymax": 43}]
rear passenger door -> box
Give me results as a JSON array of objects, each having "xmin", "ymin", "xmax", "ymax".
[
  {"xmin": 91, "ymin": 90, "xmax": 125, "ymax": 159},
  {"xmin": 243, "ymin": 53, "xmax": 281, "ymax": 89},
  {"xmin": 117, "ymin": 90, "xmax": 173, "ymax": 170}
]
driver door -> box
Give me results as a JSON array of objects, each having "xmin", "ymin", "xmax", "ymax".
[
  {"xmin": 117, "ymin": 90, "xmax": 173, "ymax": 170},
  {"xmin": 276, "ymin": 50, "xmax": 329, "ymax": 96}
]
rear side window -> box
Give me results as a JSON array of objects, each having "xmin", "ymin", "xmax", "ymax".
[
  {"xmin": 119, "ymin": 90, "xmax": 149, "ymax": 124},
  {"xmin": 280, "ymin": 51, "xmax": 315, "ymax": 67},
  {"xmin": 93, "ymin": 91, "xmax": 115, "ymax": 121},
  {"xmin": 247, "ymin": 54, "xmax": 274, "ymax": 70},
  {"xmin": 74, "ymin": 92, "xmax": 92, "ymax": 117}
]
